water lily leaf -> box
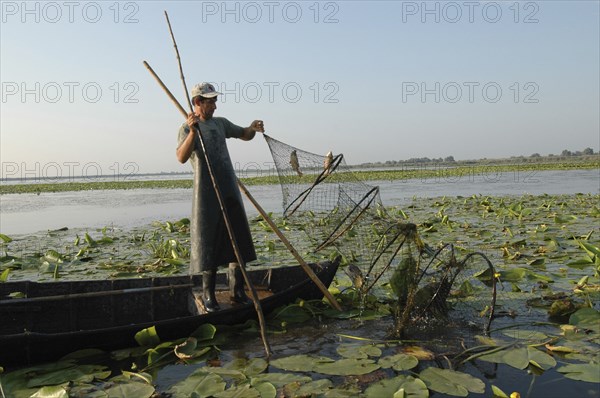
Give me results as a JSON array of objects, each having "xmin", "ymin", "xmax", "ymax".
[
  {"xmin": 250, "ymin": 373, "xmax": 312, "ymax": 388},
  {"xmin": 271, "ymin": 304, "xmax": 312, "ymax": 323},
  {"xmin": 576, "ymin": 240, "xmax": 600, "ymax": 259},
  {"xmin": 364, "ymin": 375, "xmax": 428, "ymax": 398},
  {"xmin": 478, "ymin": 347, "xmax": 528, "ymax": 369},
  {"xmin": 420, "ymin": 367, "xmax": 485, "ymax": 396},
  {"xmin": 554, "ymin": 214, "xmax": 577, "ymax": 224},
  {"xmin": 105, "ymin": 382, "xmax": 155, "ymax": 398},
  {"xmin": 174, "ymin": 337, "xmax": 199, "ymax": 359},
  {"xmin": 502, "ymin": 330, "xmax": 548, "ymax": 341},
  {"xmin": 26, "ymin": 366, "xmax": 103, "ymax": 388},
  {"xmin": 1, "ymin": 268, "xmax": 10, "ymax": 282},
  {"xmin": 30, "ymin": 384, "xmax": 69, "ymax": 398},
  {"xmin": 478, "ymin": 346, "xmax": 555, "ymax": 370},
  {"xmin": 313, "ymin": 358, "xmax": 380, "ymax": 376},
  {"xmin": 224, "ymin": 358, "xmax": 268, "ymax": 376},
  {"xmin": 168, "ymin": 371, "xmax": 226, "ymax": 398},
  {"xmin": 569, "ymin": 308, "xmax": 600, "ymax": 333},
  {"xmin": 0, "ymin": 233, "xmax": 12, "ymax": 243},
  {"xmin": 378, "ymin": 353, "xmax": 419, "ymax": 371},
  {"xmin": 337, "ymin": 343, "xmax": 382, "ymax": 359},
  {"xmin": 526, "ymin": 347, "xmax": 556, "ymax": 370},
  {"xmin": 250, "ymin": 381, "xmax": 276, "ymax": 398},
  {"xmin": 527, "ymin": 258, "xmax": 546, "ymax": 268},
  {"xmin": 557, "ymin": 362, "xmax": 600, "ymax": 383},
  {"xmin": 135, "ymin": 326, "xmax": 160, "ymax": 347},
  {"xmin": 319, "ymin": 388, "xmax": 362, "ymax": 397},
  {"xmin": 498, "ymin": 268, "xmax": 527, "ymax": 282},
  {"xmin": 491, "ymin": 385, "xmax": 509, "ymax": 398},
  {"xmin": 215, "ymin": 383, "xmax": 261, "ymax": 398},
  {"xmin": 284, "ymin": 379, "xmax": 333, "ymax": 397},
  {"xmin": 191, "ymin": 323, "xmax": 217, "ymax": 341},
  {"xmin": 270, "ymin": 354, "xmax": 333, "ymax": 372}
]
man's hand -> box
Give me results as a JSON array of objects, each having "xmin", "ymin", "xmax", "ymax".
[
  {"xmin": 187, "ymin": 112, "xmax": 200, "ymax": 130},
  {"xmin": 250, "ymin": 120, "xmax": 265, "ymax": 133},
  {"xmin": 242, "ymin": 120, "xmax": 265, "ymax": 141}
]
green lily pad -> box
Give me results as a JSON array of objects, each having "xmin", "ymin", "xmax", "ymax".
[
  {"xmin": 168, "ymin": 371, "xmax": 226, "ymax": 398},
  {"xmin": 491, "ymin": 385, "xmax": 509, "ymax": 398},
  {"xmin": 378, "ymin": 353, "xmax": 419, "ymax": 371},
  {"xmin": 224, "ymin": 358, "xmax": 268, "ymax": 376},
  {"xmin": 250, "ymin": 381, "xmax": 277, "ymax": 398},
  {"xmin": 337, "ymin": 343, "xmax": 382, "ymax": 359},
  {"xmin": 364, "ymin": 375, "xmax": 428, "ymax": 398},
  {"xmin": 30, "ymin": 384, "xmax": 69, "ymax": 398},
  {"xmin": 250, "ymin": 373, "xmax": 312, "ymax": 387},
  {"xmin": 557, "ymin": 362, "xmax": 600, "ymax": 383},
  {"xmin": 173, "ymin": 340, "xmax": 210, "ymax": 362},
  {"xmin": 191, "ymin": 323, "xmax": 217, "ymax": 341},
  {"xmin": 284, "ymin": 379, "xmax": 333, "ymax": 397},
  {"xmin": 419, "ymin": 367, "xmax": 485, "ymax": 396},
  {"xmin": 105, "ymin": 381, "xmax": 155, "ymax": 398},
  {"xmin": 313, "ymin": 358, "xmax": 380, "ymax": 376},
  {"xmin": 135, "ymin": 326, "xmax": 160, "ymax": 347},
  {"xmin": 569, "ymin": 308, "xmax": 600, "ymax": 333},
  {"xmin": 478, "ymin": 346, "xmax": 556, "ymax": 370},
  {"xmin": 270, "ymin": 354, "xmax": 333, "ymax": 372},
  {"xmin": 214, "ymin": 383, "xmax": 261, "ymax": 398}
]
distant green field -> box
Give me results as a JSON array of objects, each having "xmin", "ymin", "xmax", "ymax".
[{"xmin": 1, "ymin": 159, "xmax": 597, "ymax": 195}]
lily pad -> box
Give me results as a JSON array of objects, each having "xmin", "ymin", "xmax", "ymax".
[
  {"xmin": 556, "ymin": 362, "xmax": 600, "ymax": 383},
  {"xmin": 419, "ymin": 367, "xmax": 485, "ymax": 396},
  {"xmin": 284, "ymin": 379, "xmax": 333, "ymax": 397},
  {"xmin": 223, "ymin": 358, "xmax": 268, "ymax": 376},
  {"xmin": 30, "ymin": 384, "xmax": 69, "ymax": 398},
  {"xmin": 378, "ymin": 353, "xmax": 419, "ymax": 371},
  {"xmin": 214, "ymin": 383, "xmax": 261, "ymax": 398},
  {"xmin": 478, "ymin": 346, "xmax": 556, "ymax": 370},
  {"xmin": 313, "ymin": 358, "xmax": 380, "ymax": 376},
  {"xmin": 270, "ymin": 354, "xmax": 333, "ymax": 372},
  {"xmin": 168, "ymin": 371, "xmax": 226, "ymax": 398},
  {"xmin": 135, "ymin": 326, "xmax": 160, "ymax": 347},
  {"xmin": 364, "ymin": 375, "xmax": 429, "ymax": 398},
  {"xmin": 250, "ymin": 373, "xmax": 312, "ymax": 387},
  {"xmin": 337, "ymin": 343, "xmax": 382, "ymax": 359},
  {"xmin": 105, "ymin": 381, "xmax": 155, "ymax": 398},
  {"xmin": 569, "ymin": 308, "xmax": 600, "ymax": 333}
]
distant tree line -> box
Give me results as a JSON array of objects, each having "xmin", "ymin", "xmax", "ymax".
[{"xmin": 360, "ymin": 147, "xmax": 597, "ymax": 167}]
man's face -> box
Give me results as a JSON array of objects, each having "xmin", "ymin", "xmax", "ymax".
[{"xmin": 197, "ymin": 97, "xmax": 217, "ymax": 120}]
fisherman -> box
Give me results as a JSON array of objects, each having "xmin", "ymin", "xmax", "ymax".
[{"xmin": 176, "ymin": 82, "xmax": 265, "ymax": 313}]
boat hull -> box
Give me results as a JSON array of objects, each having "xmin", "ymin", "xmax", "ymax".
[{"xmin": 0, "ymin": 261, "xmax": 339, "ymax": 366}]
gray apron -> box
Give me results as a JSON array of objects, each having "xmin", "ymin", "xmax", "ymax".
[{"xmin": 178, "ymin": 117, "xmax": 257, "ymax": 274}]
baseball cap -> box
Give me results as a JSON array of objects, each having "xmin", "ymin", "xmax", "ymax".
[{"xmin": 191, "ymin": 82, "xmax": 221, "ymax": 99}]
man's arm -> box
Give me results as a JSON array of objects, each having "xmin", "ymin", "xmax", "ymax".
[
  {"xmin": 176, "ymin": 113, "xmax": 200, "ymax": 164},
  {"xmin": 240, "ymin": 120, "xmax": 265, "ymax": 141}
]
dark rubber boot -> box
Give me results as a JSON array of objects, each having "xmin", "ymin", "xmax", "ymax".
[
  {"xmin": 230, "ymin": 264, "xmax": 251, "ymax": 305},
  {"xmin": 202, "ymin": 270, "xmax": 220, "ymax": 312}
]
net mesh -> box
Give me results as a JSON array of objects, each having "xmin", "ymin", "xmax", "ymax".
[{"xmin": 263, "ymin": 134, "xmax": 496, "ymax": 336}]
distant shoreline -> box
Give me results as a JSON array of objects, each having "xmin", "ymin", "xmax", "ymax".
[{"xmin": 1, "ymin": 158, "xmax": 598, "ymax": 195}]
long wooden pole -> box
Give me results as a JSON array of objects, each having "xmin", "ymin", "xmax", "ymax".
[
  {"xmin": 163, "ymin": 11, "xmax": 340, "ymax": 313},
  {"xmin": 143, "ymin": 60, "xmax": 272, "ymax": 357}
]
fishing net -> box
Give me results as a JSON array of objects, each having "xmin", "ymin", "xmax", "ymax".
[{"xmin": 263, "ymin": 134, "xmax": 497, "ymax": 336}]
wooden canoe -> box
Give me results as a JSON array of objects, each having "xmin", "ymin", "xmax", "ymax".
[{"xmin": 0, "ymin": 260, "xmax": 339, "ymax": 366}]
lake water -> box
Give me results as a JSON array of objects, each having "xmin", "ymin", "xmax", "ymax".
[{"xmin": 0, "ymin": 169, "xmax": 598, "ymax": 235}]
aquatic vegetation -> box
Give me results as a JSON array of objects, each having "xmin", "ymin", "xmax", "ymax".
[{"xmin": 1, "ymin": 193, "xmax": 599, "ymax": 396}]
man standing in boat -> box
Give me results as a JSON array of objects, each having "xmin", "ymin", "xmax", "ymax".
[{"xmin": 177, "ymin": 82, "xmax": 265, "ymax": 313}]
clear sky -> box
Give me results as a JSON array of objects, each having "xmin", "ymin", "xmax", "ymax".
[{"xmin": 1, "ymin": 1, "xmax": 598, "ymax": 178}]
